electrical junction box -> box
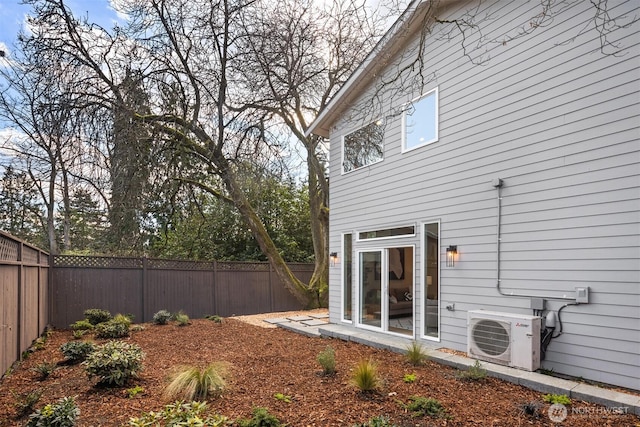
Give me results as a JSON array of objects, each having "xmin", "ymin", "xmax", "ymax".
[
  {"xmin": 530, "ymin": 298, "xmax": 545, "ymax": 311},
  {"xmin": 575, "ymin": 287, "xmax": 589, "ymax": 304}
]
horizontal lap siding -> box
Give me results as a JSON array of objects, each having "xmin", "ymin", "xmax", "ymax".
[{"xmin": 328, "ymin": 0, "xmax": 640, "ymax": 389}]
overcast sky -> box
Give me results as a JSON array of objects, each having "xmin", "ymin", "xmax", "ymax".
[{"xmin": 0, "ymin": 0, "xmax": 122, "ymax": 55}]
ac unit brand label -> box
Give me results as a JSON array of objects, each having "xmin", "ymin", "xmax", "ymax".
[{"xmin": 515, "ymin": 322, "xmax": 529, "ymax": 328}]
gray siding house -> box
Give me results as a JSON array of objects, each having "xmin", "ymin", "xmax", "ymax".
[{"xmin": 308, "ymin": 0, "xmax": 640, "ymax": 390}]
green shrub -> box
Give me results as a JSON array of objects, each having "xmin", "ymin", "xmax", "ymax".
[
  {"xmin": 353, "ymin": 416, "xmax": 397, "ymax": 427},
  {"xmin": 128, "ymin": 401, "xmax": 228, "ymax": 427},
  {"xmin": 543, "ymin": 393, "xmax": 571, "ymax": 405},
  {"xmin": 274, "ymin": 393, "xmax": 292, "ymax": 403},
  {"xmin": 405, "ymin": 341, "xmax": 428, "ymax": 366},
  {"xmin": 12, "ymin": 389, "xmax": 42, "ymax": 417},
  {"xmin": 175, "ymin": 312, "xmax": 190, "ymax": 326},
  {"xmin": 317, "ymin": 346, "xmax": 336, "ymax": 375},
  {"xmin": 351, "ymin": 359, "xmax": 380, "ymax": 392},
  {"xmin": 126, "ymin": 385, "xmax": 144, "ymax": 398},
  {"xmin": 95, "ymin": 315, "xmax": 130, "ymax": 339},
  {"xmin": 152, "ymin": 309, "xmax": 172, "ymax": 325},
  {"xmin": 84, "ymin": 341, "xmax": 144, "ymax": 386},
  {"xmin": 33, "ymin": 362, "xmax": 56, "ymax": 380},
  {"xmin": 70, "ymin": 320, "xmax": 94, "ymax": 331},
  {"xmin": 205, "ymin": 314, "xmax": 223, "ymax": 323},
  {"xmin": 405, "ymin": 396, "xmax": 447, "ymax": 418},
  {"xmin": 403, "ymin": 373, "xmax": 417, "ymax": 383},
  {"xmin": 237, "ymin": 407, "xmax": 282, "ymax": 427},
  {"xmin": 83, "ymin": 308, "xmax": 112, "ymax": 325},
  {"xmin": 164, "ymin": 363, "xmax": 229, "ymax": 401},
  {"xmin": 26, "ymin": 396, "xmax": 79, "ymax": 427},
  {"xmin": 71, "ymin": 330, "xmax": 85, "ymax": 340},
  {"xmin": 60, "ymin": 341, "xmax": 95, "ymax": 364},
  {"xmin": 456, "ymin": 360, "xmax": 487, "ymax": 381}
]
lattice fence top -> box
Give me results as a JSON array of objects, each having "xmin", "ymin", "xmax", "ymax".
[
  {"xmin": 51, "ymin": 255, "xmax": 313, "ymax": 272},
  {"xmin": 0, "ymin": 234, "xmax": 19, "ymax": 261},
  {"xmin": 148, "ymin": 258, "xmax": 217, "ymax": 270},
  {"xmin": 22, "ymin": 246, "xmax": 40, "ymax": 264},
  {"xmin": 54, "ymin": 255, "xmax": 144, "ymax": 269},
  {"xmin": 217, "ymin": 262, "xmax": 270, "ymax": 271}
]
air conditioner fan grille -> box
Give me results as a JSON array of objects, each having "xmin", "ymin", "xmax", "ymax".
[{"xmin": 472, "ymin": 319, "xmax": 510, "ymax": 356}]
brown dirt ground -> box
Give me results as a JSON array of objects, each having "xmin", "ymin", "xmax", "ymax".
[{"xmin": 0, "ymin": 311, "xmax": 638, "ymax": 427}]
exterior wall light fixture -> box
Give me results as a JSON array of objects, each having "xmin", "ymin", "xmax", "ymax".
[
  {"xmin": 329, "ymin": 252, "xmax": 339, "ymax": 267},
  {"xmin": 446, "ymin": 245, "xmax": 457, "ymax": 267}
]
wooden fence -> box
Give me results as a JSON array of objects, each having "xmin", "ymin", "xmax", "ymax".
[
  {"xmin": 1, "ymin": 230, "xmax": 314, "ymax": 376},
  {"xmin": 0, "ymin": 231, "xmax": 49, "ymax": 377},
  {"xmin": 50, "ymin": 255, "xmax": 314, "ymax": 328}
]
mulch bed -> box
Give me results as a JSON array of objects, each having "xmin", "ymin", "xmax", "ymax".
[{"xmin": 0, "ymin": 317, "xmax": 637, "ymax": 426}]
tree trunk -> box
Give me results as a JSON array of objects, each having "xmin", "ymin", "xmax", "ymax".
[{"xmin": 219, "ymin": 163, "xmax": 319, "ymax": 308}]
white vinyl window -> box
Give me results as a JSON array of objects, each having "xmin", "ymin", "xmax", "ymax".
[
  {"xmin": 403, "ymin": 88, "xmax": 438, "ymax": 152},
  {"xmin": 343, "ymin": 120, "xmax": 384, "ymax": 173}
]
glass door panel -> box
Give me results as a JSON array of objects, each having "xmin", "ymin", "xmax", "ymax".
[
  {"xmin": 424, "ymin": 223, "xmax": 439, "ymax": 338},
  {"xmin": 359, "ymin": 251, "xmax": 382, "ymax": 328},
  {"xmin": 387, "ymin": 247, "xmax": 414, "ymax": 336}
]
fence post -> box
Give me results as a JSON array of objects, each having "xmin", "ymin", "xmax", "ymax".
[
  {"xmin": 213, "ymin": 260, "xmax": 218, "ymax": 316},
  {"xmin": 16, "ymin": 241, "xmax": 23, "ymax": 361},
  {"xmin": 142, "ymin": 257, "xmax": 148, "ymax": 323}
]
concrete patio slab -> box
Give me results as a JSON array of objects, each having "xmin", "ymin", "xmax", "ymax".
[
  {"xmin": 263, "ymin": 318, "xmax": 291, "ymax": 324},
  {"xmin": 287, "ymin": 315, "xmax": 313, "ymax": 321},
  {"xmin": 301, "ymin": 319, "xmax": 327, "ymax": 326}
]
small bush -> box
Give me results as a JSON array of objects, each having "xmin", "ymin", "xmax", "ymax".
[
  {"xmin": 33, "ymin": 362, "xmax": 56, "ymax": 380},
  {"xmin": 317, "ymin": 346, "xmax": 336, "ymax": 375},
  {"xmin": 456, "ymin": 360, "xmax": 487, "ymax": 382},
  {"xmin": 274, "ymin": 392, "xmax": 292, "ymax": 403},
  {"xmin": 175, "ymin": 312, "xmax": 190, "ymax": 326},
  {"xmin": 353, "ymin": 416, "xmax": 397, "ymax": 427},
  {"xmin": 164, "ymin": 363, "xmax": 229, "ymax": 401},
  {"xmin": 153, "ymin": 309, "xmax": 172, "ymax": 325},
  {"xmin": 95, "ymin": 315, "xmax": 130, "ymax": 339},
  {"xmin": 26, "ymin": 396, "xmax": 79, "ymax": 427},
  {"xmin": 205, "ymin": 314, "xmax": 223, "ymax": 323},
  {"xmin": 60, "ymin": 341, "xmax": 95, "ymax": 364},
  {"xmin": 128, "ymin": 401, "xmax": 228, "ymax": 427},
  {"xmin": 403, "ymin": 373, "xmax": 417, "ymax": 383},
  {"xmin": 405, "ymin": 341, "xmax": 428, "ymax": 366},
  {"xmin": 543, "ymin": 393, "xmax": 571, "ymax": 405},
  {"xmin": 71, "ymin": 330, "xmax": 85, "ymax": 340},
  {"xmin": 12, "ymin": 389, "xmax": 42, "ymax": 417},
  {"xmin": 237, "ymin": 407, "xmax": 282, "ymax": 427},
  {"xmin": 70, "ymin": 320, "xmax": 94, "ymax": 331},
  {"xmin": 405, "ymin": 396, "xmax": 447, "ymax": 418},
  {"xmin": 32, "ymin": 337, "xmax": 47, "ymax": 351},
  {"xmin": 351, "ymin": 359, "xmax": 380, "ymax": 392},
  {"xmin": 126, "ymin": 385, "xmax": 144, "ymax": 398},
  {"xmin": 84, "ymin": 341, "xmax": 144, "ymax": 386},
  {"xmin": 519, "ymin": 401, "xmax": 542, "ymax": 418},
  {"xmin": 83, "ymin": 308, "xmax": 112, "ymax": 325}
]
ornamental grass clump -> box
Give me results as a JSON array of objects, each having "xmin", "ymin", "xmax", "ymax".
[
  {"xmin": 164, "ymin": 362, "xmax": 229, "ymax": 401},
  {"xmin": 84, "ymin": 341, "xmax": 144, "ymax": 386},
  {"xmin": 405, "ymin": 341, "xmax": 428, "ymax": 366},
  {"xmin": 350, "ymin": 359, "xmax": 381, "ymax": 393}
]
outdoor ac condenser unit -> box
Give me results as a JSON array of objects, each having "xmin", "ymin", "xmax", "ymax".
[{"xmin": 467, "ymin": 310, "xmax": 541, "ymax": 371}]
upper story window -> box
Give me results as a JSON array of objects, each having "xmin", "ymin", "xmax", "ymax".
[
  {"xmin": 403, "ymin": 87, "xmax": 438, "ymax": 152},
  {"xmin": 342, "ymin": 120, "xmax": 384, "ymax": 173}
]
